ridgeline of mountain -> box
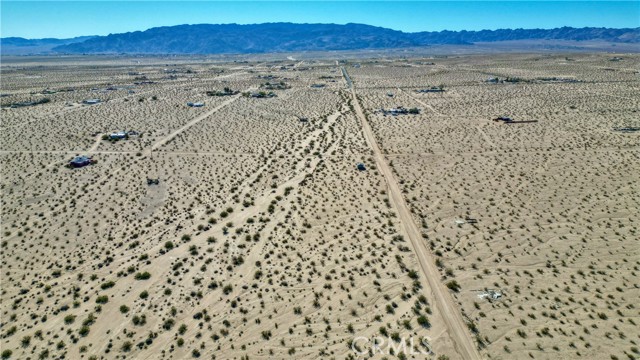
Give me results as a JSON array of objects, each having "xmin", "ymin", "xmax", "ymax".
[
  {"xmin": 4, "ymin": 23, "xmax": 639, "ymax": 55},
  {"xmin": 53, "ymin": 23, "xmax": 418, "ymax": 54},
  {"xmin": 413, "ymin": 27, "xmax": 640, "ymax": 44},
  {"xmin": 0, "ymin": 36, "xmax": 96, "ymax": 55}
]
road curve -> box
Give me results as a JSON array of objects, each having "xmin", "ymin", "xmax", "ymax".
[{"xmin": 342, "ymin": 66, "xmax": 482, "ymax": 360}]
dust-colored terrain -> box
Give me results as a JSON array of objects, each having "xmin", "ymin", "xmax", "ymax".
[{"xmin": 1, "ymin": 53, "xmax": 638, "ymax": 360}]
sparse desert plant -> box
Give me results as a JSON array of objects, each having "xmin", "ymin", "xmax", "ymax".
[
  {"xmin": 78, "ymin": 326, "xmax": 90, "ymax": 337},
  {"xmin": 135, "ymin": 272, "xmax": 151, "ymax": 280},
  {"xmin": 222, "ymin": 284, "xmax": 233, "ymax": 295},
  {"xmin": 132, "ymin": 314, "xmax": 147, "ymax": 326},
  {"xmin": 178, "ymin": 324, "xmax": 188, "ymax": 335},
  {"xmin": 101, "ymin": 281, "xmax": 115, "ymax": 290},
  {"xmin": 20, "ymin": 336, "xmax": 30, "ymax": 348},
  {"xmin": 417, "ymin": 315, "xmax": 430, "ymax": 328},
  {"xmin": 446, "ymin": 280, "xmax": 461, "ymax": 292},
  {"xmin": 163, "ymin": 319, "xmax": 175, "ymax": 330},
  {"xmin": 121, "ymin": 341, "xmax": 132, "ymax": 352}
]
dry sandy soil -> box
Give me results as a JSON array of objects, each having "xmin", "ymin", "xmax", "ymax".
[{"xmin": 1, "ymin": 53, "xmax": 638, "ymax": 360}]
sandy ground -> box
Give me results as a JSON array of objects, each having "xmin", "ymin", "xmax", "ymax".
[
  {"xmin": 1, "ymin": 53, "xmax": 638, "ymax": 360},
  {"xmin": 345, "ymin": 66, "xmax": 481, "ymax": 359}
]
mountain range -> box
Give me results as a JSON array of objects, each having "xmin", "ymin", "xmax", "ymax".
[
  {"xmin": 2, "ymin": 23, "xmax": 638, "ymax": 55},
  {"xmin": 1, "ymin": 36, "xmax": 96, "ymax": 55}
]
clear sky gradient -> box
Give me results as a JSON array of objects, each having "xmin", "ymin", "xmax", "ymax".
[{"xmin": 2, "ymin": 1, "xmax": 639, "ymax": 39}]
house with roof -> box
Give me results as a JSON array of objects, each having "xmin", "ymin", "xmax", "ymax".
[{"xmin": 69, "ymin": 156, "xmax": 95, "ymax": 168}]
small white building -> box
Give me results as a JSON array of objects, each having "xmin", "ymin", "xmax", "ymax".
[
  {"xmin": 109, "ymin": 132, "xmax": 127, "ymax": 140},
  {"xmin": 83, "ymin": 99, "xmax": 101, "ymax": 105},
  {"xmin": 477, "ymin": 289, "xmax": 502, "ymax": 300}
]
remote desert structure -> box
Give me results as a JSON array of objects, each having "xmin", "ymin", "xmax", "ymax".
[{"xmin": 1, "ymin": 53, "xmax": 639, "ymax": 360}]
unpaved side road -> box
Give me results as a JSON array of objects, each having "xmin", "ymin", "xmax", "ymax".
[
  {"xmin": 342, "ymin": 67, "xmax": 482, "ymax": 360},
  {"xmin": 149, "ymin": 92, "xmax": 247, "ymax": 152}
]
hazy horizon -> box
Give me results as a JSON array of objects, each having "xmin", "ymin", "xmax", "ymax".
[{"xmin": 2, "ymin": 1, "xmax": 639, "ymax": 39}]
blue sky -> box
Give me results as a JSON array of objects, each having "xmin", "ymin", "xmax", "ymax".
[{"xmin": 1, "ymin": 1, "xmax": 639, "ymax": 39}]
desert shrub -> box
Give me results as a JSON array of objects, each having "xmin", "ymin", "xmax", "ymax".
[
  {"xmin": 467, "ymin": 321, "xmax": 479, "ymax": 334},
  {"xmin": 417, "ymin": 315, "xmax": 430, "ymax": 328},
  {"xmin": 446, "ymin": 280, "xmax": 461, "ymax": 292},
  {"xmin": 379, "ymin": 326, "xmax": 388, "ymax": 336},
  {"xmin": 20, "ymin": 336, "xmax": 31, "ymax": 347},
  {"xmin": 79, "ymin": 326, "xmax": 90, "ymax": 337},
  {"xmin": 121, "ymin": 341, "xmax": 132, "ymax": 352},
  {"xmin": 135, "ymin": 272, "xmax": 151, "ymax": 280},
  {"xmin": 163, "ymin": 319, "xmax": 175, "ymax": 330},
  {"xmin": 100, "ymin": 281, "xmax": 115, "ymax": 290},
  {"xmin": 178, "ymin": 324, "xmax": 187, "ymax": 335},
  {"xmin": 132, "ymin": 314, "xmax": 146, "ymax": 326},
  {"xmin": 408, "ymin": 270, "xmax": 419, "ymax": 279},
  {"xmin": 2, "ymin": 325, "xmax": 17, "ymax": 336}
]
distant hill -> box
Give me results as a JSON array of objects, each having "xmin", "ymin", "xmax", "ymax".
[
  {"xmin": 3, "ymin": 24, "xmax": 638, "ymax": 55},
  {"xmin": 0, "ymin": 36, "xmax": 96, "ymax": 55},
  {"xmin": 412, "ymin": 27, "xmax": 640, "ymax": 44}
]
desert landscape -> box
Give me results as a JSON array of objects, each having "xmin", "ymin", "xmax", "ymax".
[{"xmin": 1, "ymin": 52, "xmax": 638, "ymax": 360}]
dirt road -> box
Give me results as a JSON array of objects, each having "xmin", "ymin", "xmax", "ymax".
[
  {"xmin": 395, "ymin": 87, "xmax": 443, "ymax": 115},
  {"xmin": 343, "ymin": 67, "xmax": 482, "ymax": 360},
  {"xmin": 150, "ymin": 90, "xmax": 249, "ymax": 152}
]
